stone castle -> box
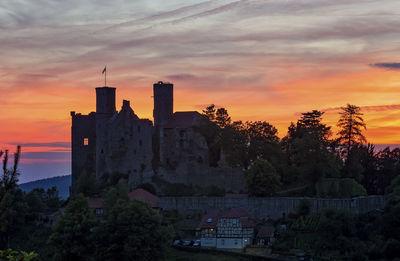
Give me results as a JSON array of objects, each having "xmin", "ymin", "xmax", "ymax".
[{"xmin": 71, "ymin": 82, "xmax": 245, "ymax": 193}]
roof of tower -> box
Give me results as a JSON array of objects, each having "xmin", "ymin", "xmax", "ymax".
[{"xmin": 164, "ymin": 111, "xmax": 204, "ymax": 128}]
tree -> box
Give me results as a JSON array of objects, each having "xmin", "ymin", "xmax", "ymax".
[
  {"xmin": 0, "ymin": 146, "xmax": 26, "ymax": 248},
  {"xmin": 1, "ymin": 146, "xmax": 21, "ymax": 192},
  {"xmin": 297, "ymin": 110, "xmax": 331, "ymax": 144},
  {"xmin": 337, "ymin": 104, "xmax": 367, "ymax": 158},
  {"xmin": 0, "ymin": 249, "xmax": 38, "ymax": 261},
  {"xmin": 215, "ymin": 107, "xmax": 231, "ymax": 128},
  {"xmin": 282, "ymin": 111, "xmax": 340, "ymax": 188},
  {"xmin": 202, "ymin": 104, "xmax": 216, "ymax": 121},
  {"xmin": 245, "ymin": 159, "xmax": 281, "ymax": 196},
  {"xmin": 48, "ymin": 194, "xmax": 97, "ymax": 261},
  {"xmin": 102, "ymin": 182, "xmax": 129, "ymax": 214},
  {"xmin": 94, "ymin": 200, "xmax": 172, "ymax": 261},
  {"xmin": 74, "ymin": 171, "xmax": 99, "ymax": 197},
  {"xmin": 296, "ymin": 198, "xmax": 311, "ymax": 217}
]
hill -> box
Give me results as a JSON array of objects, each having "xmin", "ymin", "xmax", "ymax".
[{"xmin": 19, "ymin": 175, "xmax": 71, "ymax": 199}]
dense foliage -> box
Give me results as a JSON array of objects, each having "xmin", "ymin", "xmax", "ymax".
[
  {"xmin": 199, "ymin": 104, "xmax": 400, "ymax": 198},
  {"xmin": 273, "ymin": 178, "xmax": 400, "ymax": 260},
  {"xmin": 0, "ymin": 146, "xmax": 170, "ymax": 261}
]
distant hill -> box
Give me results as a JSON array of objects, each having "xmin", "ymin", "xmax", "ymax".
[{"xmin": 19, "ymin": 175, "xmax": 71, "ymax": 200}]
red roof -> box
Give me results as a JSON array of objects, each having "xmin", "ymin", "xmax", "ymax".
[
  {"xmin": 198, "ymin": 211, "xmax": 220, "ymax": 229},
  {"xmin": 199, "ymin": 208, "xmax": 254, "ymax": 229},
  {"xmin": 164, "ymin": 111, "xmax": 204, "ymax": 128},
  {"xmin": 128, "ymin": 188, "xmax": 158, "ymax": 208},
  {"xmin": 88, "ymin": 197, "xmax": 103, "ymax": 209}
]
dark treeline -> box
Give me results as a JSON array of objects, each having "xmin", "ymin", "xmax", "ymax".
[
  {"xmin": 199, "ymin": 104, "xmax": 400, "ymax": 197},
  {"xmin": 0, "ymin": 147, "xmax": 171, "ymax": 261},
  {"xmin": 1, "ymin": 104, "xmax": 400, "ymax": 261}
]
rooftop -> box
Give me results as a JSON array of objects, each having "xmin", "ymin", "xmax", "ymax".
[{"xmin": 164, "ymin": 111, "xmax": 204, "ymax": 129}]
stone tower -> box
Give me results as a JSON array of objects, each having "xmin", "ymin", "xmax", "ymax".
[
  {"xmin": 153, "ymin": 81, "xmax": 173, "ymax": 127},
  {"xmin": 95, "ymin": 86, "xmax": 116, "ymax": 178}
]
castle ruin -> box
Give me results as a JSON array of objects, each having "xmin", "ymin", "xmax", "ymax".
[{"xmin": 71, "ymin": 82, "xmax": 246, "ymax": 193}]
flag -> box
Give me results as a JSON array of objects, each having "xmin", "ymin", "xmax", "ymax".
[{"xmin": 102, "ymin": 66, "xmax": 106, "ymax": 74}]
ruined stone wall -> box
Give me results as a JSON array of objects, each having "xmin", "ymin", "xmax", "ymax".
[
  {"xmin": 158, "ymin": 127, "xmax": 246, "ymax": 192},
  {"xmin": 158, "ymin": 196, "xmax": 386, "ymax": 219},
  {"xmin": 103, "ymin": 101, "xmax": 153, "ymax": 188},
  {"xmin": 71, "ymin": 112, "xmax": 96, "ymax": 188}
]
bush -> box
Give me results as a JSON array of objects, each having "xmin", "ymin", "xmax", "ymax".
[
  {"xmin": 137, "ymin": 182, "xmax": 157, "ymax": 195},
  {"xmin": 296, "ymin": 198, "xmax": 311, "ymax": 217},
  {"xmin": 383, "ymin": 238, "xmax": 400, "ymax": 260},
  {"xmin": 200, "ymin": 186, "xmax": 225, "ymax": 197}
]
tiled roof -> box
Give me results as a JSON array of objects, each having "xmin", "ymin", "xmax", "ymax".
[
  {"xmin": 198, "ymin": 211, "xmax": 220, "ymax": 229},
  {"xmin": 164, "ymin": 111, "xmax": 204, "ymax": 129},
  {"xmin": 199, "ymin": 208, "xmax": 254, "ymax": 229},
  {"xmin": 128, "ymin": 188, "xmax": 159, "ymax": 208},
  {"xmin": 88, "ymin": 197, "xmax": 103, "ymax": 209}
]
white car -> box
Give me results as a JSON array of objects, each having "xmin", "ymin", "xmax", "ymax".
[{"xmin": 193, "ymin": 240, "xmax": 201, "ymax": 247}]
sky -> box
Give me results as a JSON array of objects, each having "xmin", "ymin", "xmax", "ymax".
[{"xmin": 1, "ymin": 0, "xmax": 400, "ymax": 182}]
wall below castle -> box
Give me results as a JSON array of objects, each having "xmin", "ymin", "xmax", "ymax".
[{"xmin": 158, "ymin": 196, "xmax": 386, "ymax": 219}]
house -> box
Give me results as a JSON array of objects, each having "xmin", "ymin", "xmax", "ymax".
[
  {"xmin": 88, "ymin": 188, "xmax": 159, "ymax": 217},
  {"xmin": 88, "ymin": 197, "xmax": 104, "ymax": 216},
  {"xmin": 255, "ymin": 225, "xmax": 275, "ymax": 246},
  {"xmin": 199, "ymin": 211, "xmax": 219, "ymax": 247},
  {"xmin": 199, "ymin": 208, "xmax": 255, "ymax": 249},
  {"xmin": 128, "ymin": 188, "xmax": 159, "ymax": 208}
]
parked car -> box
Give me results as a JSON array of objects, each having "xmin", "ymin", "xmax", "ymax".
[
  {"xmin": 172, "ymin": 239, "xmax": 181, "ymax": 246},
  {"xmin": 183, "ymin": 240, "xmax": 193, "ymax": 246},
  {"xmin": 193, "ymin": 240, "xmax": 201, "ymax": 247}
]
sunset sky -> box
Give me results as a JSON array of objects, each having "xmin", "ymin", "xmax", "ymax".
[{"xmin": 1, "ymin": 0, "xmax": 400, "ymax": 182}]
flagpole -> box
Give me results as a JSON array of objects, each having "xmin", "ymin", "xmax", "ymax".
[{"xmin": 105, "ymin": 67, "xmax": 107, "ymax": 86}]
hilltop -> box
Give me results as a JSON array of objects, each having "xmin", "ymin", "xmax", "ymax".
[{"xmin": 19, "ymin": 175, "xmax": 71, "ymax": 200}]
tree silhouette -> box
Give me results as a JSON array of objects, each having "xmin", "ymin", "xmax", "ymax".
[
  {"xmin": 215, "ymin": 107, "xmax": 231, "ymax": 128},
  {"xmin": 202, "ymin": 104, "xmax": 216, "ymax": 121},
  {"xmin": 1, "ymin": 146, "xmax": 21, "ymax": 192},
  {"xmin": 337, "ymin": 104, "xmax": 366, "ymax": 158}
]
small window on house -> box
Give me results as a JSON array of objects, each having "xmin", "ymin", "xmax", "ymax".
[
  {"xmin": 179, "ymin": 130, "xmax": 185, "ymax": 137},
  {"xmin": 84, "ymin": 138, "xmax": 89, "ymax": 146},
  {"xmin": 232, "ymin": 219, "xmax": 237, "ymax": 225},
  {"xmin": 207, "ymin": 218, "xmax": 212, "ymax": 223},
  {"xmin": 139, "ymin": 140, "xmax": 142, "ymax": 146},
  {"xmin": 179, "ymin": 139, "xmax": 184, "ymax": 148},
  {"xmin": 95, "ymin": 208, "xmax": 103, "ymax": 215}
]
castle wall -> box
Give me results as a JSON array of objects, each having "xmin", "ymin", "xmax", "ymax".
[
  {"xmin": 159, "ymin": 126, "xmax": 246, "ymax": 192},
  {"xmin": 106, "ymin": 117, "xmax": 153, "ymax": 188},
  {"xmin": 71, "ymin": 112, "xmax": 96, "ymax": 187},
  {"xmin": 153, "ymin": 82, "xmax": 173, "ymax": 127},
  {"xmin": 95, "ymin": 87, "xmax": 116, "ymax": 178},
  {"xmin": 158, "ymin": 196, "xmax": 386, "ymax": 219}
]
